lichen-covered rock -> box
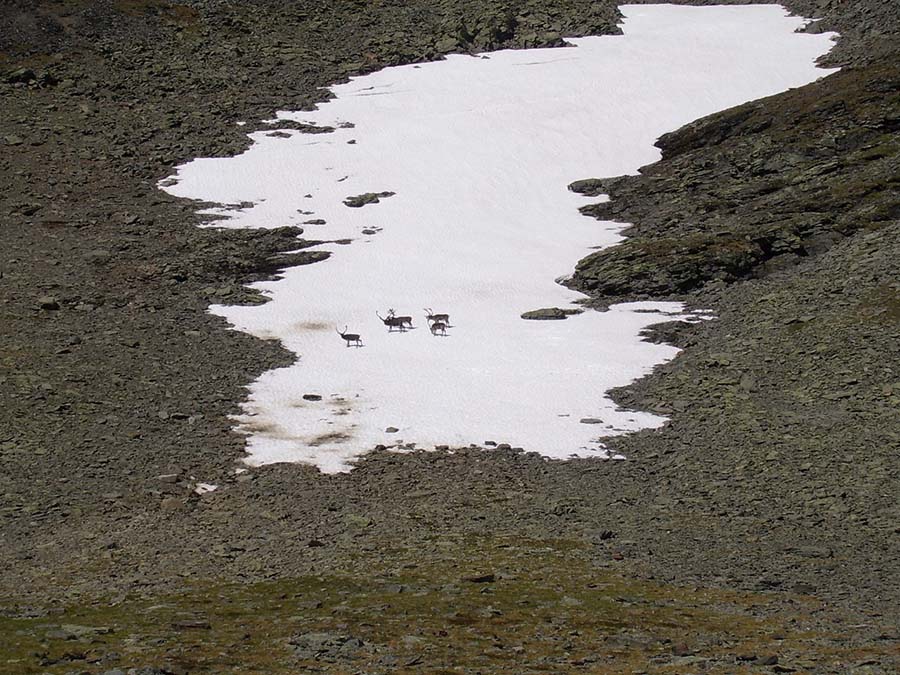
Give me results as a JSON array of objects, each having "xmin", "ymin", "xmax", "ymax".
[
  {"xmin": 343, "ymin": 191, "xmax": 395, "ymax": 208},
  {"xmin": 520, "ymin": 307, "xmax": 582, "ymax": 320}
]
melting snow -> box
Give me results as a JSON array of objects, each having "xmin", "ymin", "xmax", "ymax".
[{"xmin": 162, "ymin": 5, "xmax": 837, "ymax": 473}]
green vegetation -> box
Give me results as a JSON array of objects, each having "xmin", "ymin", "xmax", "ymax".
[{"xmin": 3, "ymin": 536, "xmax": 894, "ymax": 673}]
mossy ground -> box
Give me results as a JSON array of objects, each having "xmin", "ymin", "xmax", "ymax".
[{"xmin": 3, "ymin": 536, "xmax": 895, "ymax": 674}]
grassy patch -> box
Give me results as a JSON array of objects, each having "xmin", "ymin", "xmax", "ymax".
[{"xmin": 3, "ymin": 535, "xmax": 897, "ymax": 673}]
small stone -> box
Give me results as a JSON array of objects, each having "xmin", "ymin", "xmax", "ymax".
[
  {"xmin": 61, "ymin": 624, "xmax": 113, "ymax": 637},
  {"xmin": 5, "ymin": 67, "xmax": 36, "ymax": 84},
  {"xmin": 435, "ymin": 37, "xmax": 460, "ymax": 52},
  {"xmin": 160, "ymin": 497, "xmax": 182, "ymax": 512},
  {"xmin": 672, "ymin": 643, "xmax": 694, "ymax": 656},
  {"xmin": 38, "ymin": 296, "xmax": 60, "ymax": 310},
  {"xmin": 45, "ymin": 628, "xmax": 76, "ymax": 640},
  {"xmin": 171, "ymin": 619, "xmax": 211, "ymax": 630},
  {"xmin": 84, "ymin": 249, "xmax": 112, "ymax": 264},
  {"xmin": 385, "ymin": 426, "xmax": 399, "ymax": 433},
  {"xmin": 801, "ymin": 19, "xmax": 825, "ymax": 34},
  {"xmin": 346, "ymin": 514, "xmax": 372, "ymax": 528},
  {"xmin": 463, "ymin": 573, "xmax": 495, "ymax": 583}
]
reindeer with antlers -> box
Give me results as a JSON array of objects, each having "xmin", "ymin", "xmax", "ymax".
[
  {"xmin": 376, "ymin": 309, "xmax": 412, "ymax": 332},
  {"xmin": 388, "ymin": 309, "xmax": 413, "ymax": 330},
  {"xmin": 424, "ymin": 307, "xmax": 450, "ymax": 327},
  {"xmin": 336, "ymin": 326, "xmax": 363, "ymax": 347}
]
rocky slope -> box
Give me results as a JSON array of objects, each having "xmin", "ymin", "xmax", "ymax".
[
  {"xmin": 1, "ymin": 1, "xmax": 898, "ymax": 673},
  {"xmin": 572, "ymin": 63, "xmax": 899, "ymax": 298}
]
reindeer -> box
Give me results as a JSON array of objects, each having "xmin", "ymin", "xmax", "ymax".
[
  {"xmin": 376, "ymin": 310, "xmax": 408, "ymax": 332},
  {"xmin": 336, "ymin": 326, "xmax": 362, "ymax": 347},
  {"xmin": 388, "ymin": 308, "xmax": 414, "ymax": 330},
  {"xmin": 429, "ymin": 321, "xmax": 448, "ymax": 336},
  {"xmin": 424, "ymin": 308, "xmax": 450, "ymax": 326}
]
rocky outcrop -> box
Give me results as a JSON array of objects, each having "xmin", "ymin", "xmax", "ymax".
[{"xmin": 570, "ymin": 61, "xmax": 900, "ymax": 300}]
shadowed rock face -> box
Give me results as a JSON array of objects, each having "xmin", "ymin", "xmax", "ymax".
[{"xmin": 570, "ymin": 60, "xmax": 900, "ymax": 300}]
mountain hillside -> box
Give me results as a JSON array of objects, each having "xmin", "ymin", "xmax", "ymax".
[{"xmin": 1, "ymin": 1, "xmax": 897, "ymax": 672}]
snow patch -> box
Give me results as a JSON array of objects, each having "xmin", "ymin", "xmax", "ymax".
[{"xmin": 162, "ymin": 5, "xmax": 837, "ymax": 473}]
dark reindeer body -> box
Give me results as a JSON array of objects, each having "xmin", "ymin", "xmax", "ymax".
[
  {"xmin": 424, "ymin": 308, "xmax": 450, "ymax": 326},
  {"xmin": 388, "ymin": 308, "xmax": 413, "ymax": 329},
  {"xmin": 336, "ymin": 326, "xmax": 362, "ymax": 347},
  {"xmin": 376, "ymin": 311, "xmax": 407, "ymax": 332}
]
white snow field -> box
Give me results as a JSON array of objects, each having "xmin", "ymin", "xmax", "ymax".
[{"xmin": 162, "ymin": 5, "xmax": 837, "ymax": 473}]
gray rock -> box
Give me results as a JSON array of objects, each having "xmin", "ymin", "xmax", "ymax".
[
  {"xmin": 567, "ymin": 178, "xmax": 608, "ymax": 196},
  {"xmin": 520, "ymin": 307, "xmax": 582, "ymax": 320},
  {"xmin": 290, "ymin": 631, "xmax": 366, "ymax": 660},
  {"xmin": 171, "ymin": 618, "xmax": 211, "ymax": 629},
  {"xmin": 38, "ymin": 296, "xmax": 60, "ymax": 310},
  {"xmin": 463, "ymin": 572, "xmax": 495, "ymax": 583},
  {"xmin": 5, "ymin": 67, "xmax": 37, "ymax": 84},
  {"xmin": 343, "ymin": 191, "xmax": 395, "ymax": 207}
]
